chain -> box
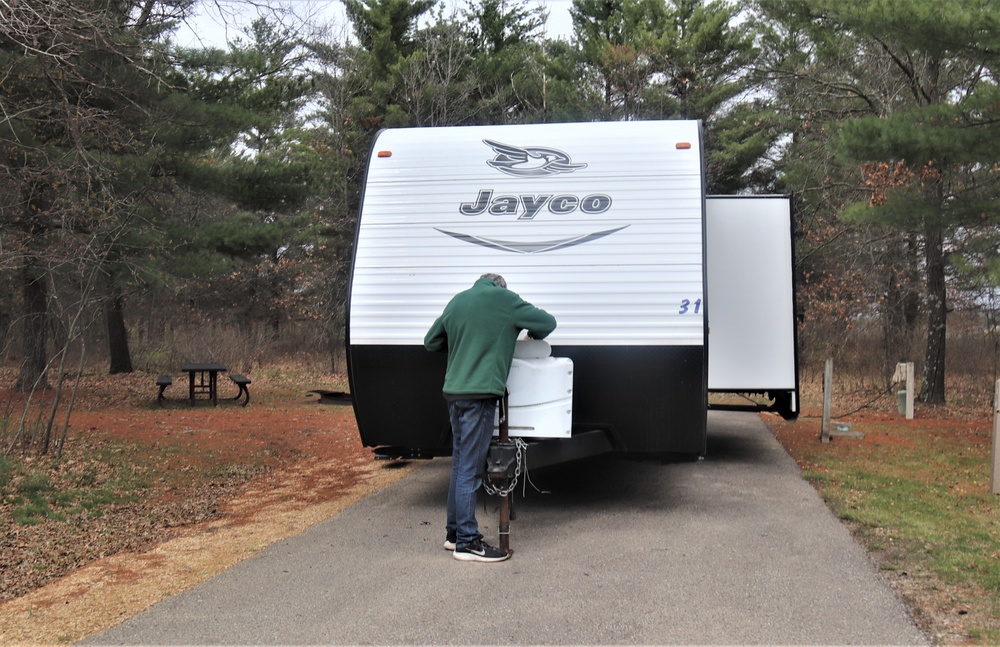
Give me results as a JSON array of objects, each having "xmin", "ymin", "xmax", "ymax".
[{"xmin": 483, "ymin": 438, "xmax": 525, "ymax": 497}]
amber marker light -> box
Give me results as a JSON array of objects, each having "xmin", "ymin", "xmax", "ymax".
[
  {"xmin": 377, "ymin": 151, "xmax": 392, "ymax": 158},
  {"xmin": 676, "ymin": 142, "xmax": 692, "ymax": 150}
]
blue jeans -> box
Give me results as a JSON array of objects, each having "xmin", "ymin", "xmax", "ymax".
[{"xmin": 446, "ymin": 398, "xmax": 498, "ymax": 547}]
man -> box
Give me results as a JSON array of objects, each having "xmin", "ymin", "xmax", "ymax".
[{"xmin": 424, "ymin": 273, "xmax": 557, "ymax": 562}]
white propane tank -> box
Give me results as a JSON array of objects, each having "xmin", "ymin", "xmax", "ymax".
[{"xmin": 494, "ymin": 339, "xmax": 574, "ymax": 438}]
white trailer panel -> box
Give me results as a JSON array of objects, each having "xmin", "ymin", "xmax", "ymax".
[
  {"xmin": 349, "ymin": 121, "xmax": 705, "ymax": 348},
  {"xmin": 706, "ymin": 195, "xmax": 798, "ymax": 405}
]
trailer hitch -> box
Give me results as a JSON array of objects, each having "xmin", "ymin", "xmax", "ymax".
[{"xmin": 485, "ymin": 442, "xmax": 519, "ymax": 482}]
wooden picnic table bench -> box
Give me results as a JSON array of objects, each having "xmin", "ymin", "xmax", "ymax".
[
  {"xmin": 154, "ymin": 365, "xmax": 251, "ymax": 407},
  {"xmin": 228, "ymin": 374, "xmax": 251, "ymax": 407},
  {"xmin": 156, "ymin": 375, "xmax": 173, "ymax": 407}
]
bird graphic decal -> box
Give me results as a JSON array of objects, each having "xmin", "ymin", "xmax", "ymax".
[{"xmin": 484, "ymin": 139, "xmax": 588, "ymax": 177}]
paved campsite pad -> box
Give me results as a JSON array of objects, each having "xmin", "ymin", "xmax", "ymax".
[{"xmin": 86, "ymin": 411, "xmax": 927, "ymax": 645}]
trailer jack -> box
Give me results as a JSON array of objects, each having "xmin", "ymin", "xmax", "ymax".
[{"xmin": 483, "ymin": 393, "xmax": 516, "ymax": 552}]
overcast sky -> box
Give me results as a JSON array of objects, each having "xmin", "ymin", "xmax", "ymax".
[{"xmin": 174, "ymin": 0, "xmax": 575, "ymax": 49}]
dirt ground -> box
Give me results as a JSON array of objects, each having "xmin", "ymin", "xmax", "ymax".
[{"xmin": 0, "ymin": 374, "xmax": 417, "ymax": 644}]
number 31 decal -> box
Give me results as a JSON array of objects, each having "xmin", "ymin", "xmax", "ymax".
[{"xmin": 678, "ymin": 298, "xmax": 702, "ymax": 315}]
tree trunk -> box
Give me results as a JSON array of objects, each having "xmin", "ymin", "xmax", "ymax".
[
  {"xmin": 904, "ymin": 235, "xmax": 922, "ymax": 330},
  {"xmin": 882, "ymin": 233, "xmax": 922, "ymax": 375},
  {"xmin": 919, "ymin": 222, "xmax": 947, "ymax": 404},
  {"xmin": 15, "ymin": 260, "xmax": 49, "ymax": 392},
  {"xmin": 0, "ymin": 303, "xmax": 10, "ymax": 357},
  {"xmin": 106, "ymin": 283, "xmax": 134, "ymax": 374}
]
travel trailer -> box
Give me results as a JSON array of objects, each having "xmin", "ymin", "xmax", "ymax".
[{"xmin": 346, "ymin": 121, "xmax": 798, "ymax": 467}]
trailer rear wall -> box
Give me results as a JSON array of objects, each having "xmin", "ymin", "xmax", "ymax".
[{"xmin": 348, "ymin": 121, "xmax": 709, "ymax": 456}]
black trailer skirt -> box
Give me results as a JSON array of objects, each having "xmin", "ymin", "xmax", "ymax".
[{"xmin": 347, "ymin": 345, "xmax": 707, "ymax": 458}]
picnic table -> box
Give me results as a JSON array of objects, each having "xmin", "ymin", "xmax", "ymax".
[
  {"xmin": 156, "ymin": 364, "xmax": 251, "ymax": 407},
  {"xmin": 182, "ymin": 363, "xmax": 227, "ymax": 406}
]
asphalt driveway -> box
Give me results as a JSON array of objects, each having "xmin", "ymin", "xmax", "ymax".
[{"xmin": 86, "ymin": 411, "xmax": 928, "ymax": 645}]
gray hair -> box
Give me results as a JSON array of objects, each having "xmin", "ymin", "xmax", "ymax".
[{"xmin": 480, "ymin": 273, "xmax": 507, "ymax": 288}]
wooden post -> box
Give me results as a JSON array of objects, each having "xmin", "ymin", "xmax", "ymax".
[
  {"xmin": 892, "ymin": 362, "xmax": 915, "ymax": 420},
  {"xmin": 992, "ymin": 379, "xmax": 1000, "ymax": 495},
  {"xmin": 821, "ymin": 358, "xmax": 832, "ymax": 443},
  {"xmin": 904, "ymin": 362, "xmax": 915, "ymax": 420}
]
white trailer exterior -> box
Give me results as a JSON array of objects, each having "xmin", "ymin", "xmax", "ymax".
[
  {"xmin": 346, "ymin": 121, "xmax": 797, "ymax": 461},
  {"xmin": 706, "ymin": 195, "xmax": 799, "ymax": 416}
]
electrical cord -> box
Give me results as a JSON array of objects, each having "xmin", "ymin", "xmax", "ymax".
[
  {"xmin": 831, "ymin": 382, "xmax": 899, "ymax": 420},
  {"xmin": 733, "ymin": 380, "xmax": 900, "ymax": 420}
]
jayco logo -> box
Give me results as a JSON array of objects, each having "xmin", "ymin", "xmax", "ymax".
[
  {"xmin": 458, "ymin": 139, "xmax": 612, "ymax": 220},
  {"xmin": 484, "ymin": 139, "xmax": 588, "ymax": 177},
  {"xmin": 437, "ymin": 139, "xmax": 626, "ymax": 254}
]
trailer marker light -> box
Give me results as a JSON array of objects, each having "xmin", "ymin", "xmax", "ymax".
[
  {"xmin": 377, "ymin": 151, "xmax": 392, "ymax": 158},
  {"xmin": 676, "ymin": 142, "xmax": 692, "ymax": 150}
]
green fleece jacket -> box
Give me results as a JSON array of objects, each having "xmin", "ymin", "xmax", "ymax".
[{"xmin": 424, "ymin": 279, "xmax": 557, "ymax": 397}]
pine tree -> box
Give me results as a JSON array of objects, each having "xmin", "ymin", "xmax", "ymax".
[
  {"xmin": 464, "ymin": 0, "xmax": 547, "ymax": 123},
  {"xmin": 641, "ymin": 0, "xmax": 779, "ymax": 192},
  {"xmin": 569, "ymin": 0, "xmax": 779, "ymax": 191},
  {"xmin": 757, "ymin": 0, "xmax": 1000, "ymax": 403},
  {"xmin": 0, "ymin": 0, "xmax": 193, "ymax": 390},
  {"xmin": 163, "ymin": 19, "xmax": 321, "ymax": 337}
]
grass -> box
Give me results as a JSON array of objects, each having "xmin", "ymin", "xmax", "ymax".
[
  {"xmin": 0, "ymin": 418, "xmax": 156, "ymax": 528},
  {"xmin": 0, "ymin": 444, "xmax": 145, "ymax": 526},
  {"xmin": 768, "ymin": 412, "xmax": 1000, "ymax": 644}
]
